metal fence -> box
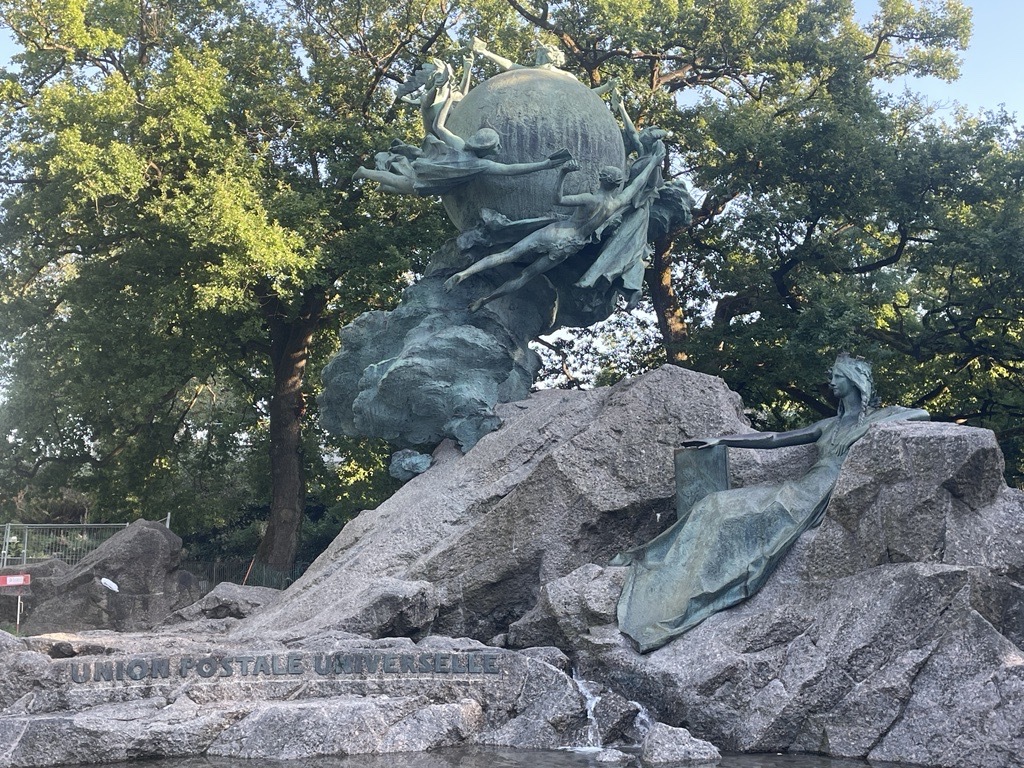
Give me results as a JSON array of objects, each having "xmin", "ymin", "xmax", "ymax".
[
  {"xmin": 0, "ymin": 522, "xmax": 308, "ymax": 595},
  {"xmin": 0, "ymin": 523, "xmax": 131, "ymax": 569},
  {"xmin": 180, "ymin": 559, "xmax": 309, "ymax": 592}
]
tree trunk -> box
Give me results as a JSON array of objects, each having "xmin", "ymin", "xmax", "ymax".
[
  {"xmin": 646, "ymin": 237, "xmax": 689, "ymax": 365},
  {"xmin": 255, "ymin": 290, "xmax": 324, "ymax": 572},
  {"xmin": 255, "ymin": 343, "xmax": 308, "ymax": 572}
]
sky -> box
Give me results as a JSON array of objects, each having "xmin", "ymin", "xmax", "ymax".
[
  {"xmin": 854, "ymin": 0, "xmax": 1024, "ymax": 119},
  {"xmin": 0, "ymin": 1, "xmax": 1021, "ymax": 118}
]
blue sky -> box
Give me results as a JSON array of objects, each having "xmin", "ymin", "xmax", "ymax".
[
  {"xmin": 0, "ymin": 1, "xmax": 1021, "ymax": 118},
  {"xmin": 855, "ymin": 0, "xmax": 1024, "ymax": 119}
]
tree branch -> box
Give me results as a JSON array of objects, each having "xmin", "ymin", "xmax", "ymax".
[
  {"xmin": 842, "ymin": 224, "xmax": 909, "ymax": 274},
  {"xmin": 782, "ymin": 385, "xmax": 833, "ymax": 418}
]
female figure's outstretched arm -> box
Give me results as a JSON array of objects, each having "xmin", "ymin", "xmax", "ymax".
[
  {"xmin": 480, "ymin": 150, "xmax": 572, "ymax": 177},
  {"xmin": 470, "ymin": 37, "xmax": 519, "ymax": 71},
  {"xmin": 431, "ymin": 94, "xmax": 466, "ymax": 150},
  {"xmin": 681, "ymin": 420, "xmax": 825, "ymax": 451}
]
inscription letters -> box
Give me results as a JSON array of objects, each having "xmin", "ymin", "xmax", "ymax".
[{"xmin": 68, "ymin": 651, "xmax": 501, "ymax": 684}]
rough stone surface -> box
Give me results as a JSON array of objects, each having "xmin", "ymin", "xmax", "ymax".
[
  {"xmin": 0, "ymin": 632, "xmax": 592, "ymax": 767},
  {"xmin": 507, "ymin": 564, "xmax": 626, "ymax": 652},
  {"xmin": 640, "ymin": 723, "xmax": 721, "ymax": 765},
  {"xmin": 268, "ymin": 369, "xmax": 1024, "ymax": 767},
  {"xmin": 0, "ymin": 631, "xmax": 24, "ymax": 654},
  {"xmin": 161, "ymin": 582, "xmax": 281, "ymax": 629},
  {"xmin": 19, "ymin": 520, "xmax": 200, "ymax": 634},
  {"xmin": 243, "ymin": 366, "xmax": 809, "ymax": 645},
  {"xmin": 5, "ymin": 367, "xmax": 1024, "ymax": 768},
  {"xmin": 590, "ymin": 686, "xmax": 641, "ymax": 747},
  {"xmin": 206, "ymin": 697, "xmax": 486, "ymax": 758},
  {"xmin": 0, "ymin": 560, "xmax": 69, "ymax": 584},
  {"xmin": 806, "ymin": 421, "xmax": 1010, "ymax": 580},
  {"xmin": 594, "ymin": 747, "xmax": 633, "ymax": 763},
  {"xmin": 559, "ymin": 422, "xmax": 1024, "ymax": 768},
  {"xmin": 515, "ymin": 645, "xmax": 571, "ymax": 673}
]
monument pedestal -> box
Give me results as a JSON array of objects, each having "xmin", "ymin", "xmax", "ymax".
[{"xmin": 2, "ymin": 367, "xmax": 1023, "ymax": 767}]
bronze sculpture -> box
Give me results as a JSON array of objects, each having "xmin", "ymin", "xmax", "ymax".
[
  {"xmin": 442, "ymin": 147, "xmax": 664, "ymax": 311},
  {"xmin": 352, "ymin": 56, "xmax": 571, "ymax": 197},
  {"xmin": 322, "ymin": 43, "xmax": 693, "ymax": 459},
  {"xmin": 613, "ymin": 354, "xmax": 930, "ymax": 652}
]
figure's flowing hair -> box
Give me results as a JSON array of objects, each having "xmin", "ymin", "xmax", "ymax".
[{"xmin": 829, "ymin": 353, "xmax": 878, "ymax": 421}]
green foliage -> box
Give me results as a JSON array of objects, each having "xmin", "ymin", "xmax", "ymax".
[
  {"xmin": 678, "ymin": 99, "xmax": 1024, "ymax": 481},
  {"xmin": 294, "ymin": 434, "xmax": 400, "ymax": 564},
  {"xmin": 535, "ymin": 302, "xmax": 666, "ymax": 389},
  {"xmin": 0, "ymin": 0, "xmax": 455, "ymax": 559}
]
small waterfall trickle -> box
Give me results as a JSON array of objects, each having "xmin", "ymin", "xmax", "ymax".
[
  {"xmin": 570, "ymin": 669, "xmax": 603, "ymax": 750},
  {"xmin": 630, "ymin": 699, "xmax": 655, "ymax": 739}
]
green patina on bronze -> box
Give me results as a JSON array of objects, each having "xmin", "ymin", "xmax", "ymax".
[
  {"xmin": 321, "ymin": 46, "xmax": 692, "ymax": 465},
  {"xmin": 613, "ymin": 354, "xmax": 930, "ymax": 653}
]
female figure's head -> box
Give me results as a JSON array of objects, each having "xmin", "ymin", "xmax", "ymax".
[
  {"xmin": 466, "ymin": 128, "xmax": 501, "ymax": 155},
  {"xmin": 534, "ymin": 43, "xmax": 566, "ymax": 69},
  {"xmin": 598, "ymin": 165, "xmax": 625, "ymax": 188},
  {"xmin": 638, "ymin": 126, "xmax": 668, "ymax": 153},
  {"xmin": 829, "ymin": 353, "xmax": 875, "ymax": 417}
]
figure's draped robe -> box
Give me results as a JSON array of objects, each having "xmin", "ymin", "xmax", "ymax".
[{"xmin": 616, "ymin": 406, "xmax": 925, "ymax": 653}]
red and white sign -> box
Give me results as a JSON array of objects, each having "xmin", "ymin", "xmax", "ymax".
[{"xmin": 0, "ymin": 574, "xmax": 30, "ymax": 587}]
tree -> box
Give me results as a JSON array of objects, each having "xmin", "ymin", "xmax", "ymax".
[{"xmin": 0, "ymin": 0, "xmax": 456, "ymax": 568}]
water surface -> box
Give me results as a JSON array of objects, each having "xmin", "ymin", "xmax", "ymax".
[{"xmin": 64, "ymin": 747, "xmax": 919, "ymax": 768}]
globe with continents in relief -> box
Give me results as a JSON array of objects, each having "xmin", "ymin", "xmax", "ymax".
[{"xmin": 440, "ymin": 67, "xmax": 627, "ymax": 231}]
